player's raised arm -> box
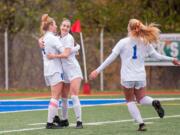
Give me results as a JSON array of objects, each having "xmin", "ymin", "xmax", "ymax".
[
  {"xmin": 89, "ymin": 39, "xmax": 123, "ymax": 80},
  {"xmin": 148, "ymin": 44, "xmax": 180, "ymax": 66}
]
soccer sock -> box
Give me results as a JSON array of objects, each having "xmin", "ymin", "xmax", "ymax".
[
  {"xmin": 127, "ymin": 101, "xmax": 144, "ymax": 124},
  {"xmin": 139, "ymin": 96, "xmax": 153, "ymax": 105},
  {"xmin": 61, "ymin": 98, "xmax": 68, "ymax": 120},
  {"xmin": 71, "ymin": 95, "xmax": 82, "ymax": 122},
  {"xmin": 47, "ymin": 98, "xmax": 59, "ymax": 123},
  {"xmin": 56, "ymin": 100, "xmax": 60, "ymax": 116}
]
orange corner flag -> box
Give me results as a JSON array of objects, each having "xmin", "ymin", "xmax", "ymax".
[{"xmin": 71, "ymin": 19, "xmax": 81, "ymax": 33}]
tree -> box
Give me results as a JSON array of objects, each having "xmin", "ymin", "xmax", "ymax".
[{"xmin": 0, "ymin": 0, "xmax": 53, "ymax": 86}]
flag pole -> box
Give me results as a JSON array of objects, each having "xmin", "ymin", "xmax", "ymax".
[
  {"xmin": 80, "ymin": 32, "xmax": 88, "ymax": 83},
  {"xmin": 71, "ymin": 19, "xmax": 90, "ymax": 94}
]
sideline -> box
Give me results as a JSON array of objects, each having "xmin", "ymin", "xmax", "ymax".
[{"xmin": 1, "ymin": 98, "xmax": 180, "ymax": 113}]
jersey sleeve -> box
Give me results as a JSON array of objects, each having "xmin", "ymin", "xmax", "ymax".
[
  {"xmin": 96, "ymin": 52, "xmax": 119, "ymax": 73},
  {"xmin": 64, "ymin": 34, "xmax": 74, "ymax": 49},
  {"xmin": 112, "ymin": 40, "xmax": 123, "ymax": 55},
  {"xmin": 71, "ymin": 44, "xmax": 80, "ymax": 53},
  {"xmin": 147, "ymin": 44, "xmax": 156, "ymax": 56},
  {"xmin": 52, "ymin": 36, "xmax": 64, "ymax": 53},
  {"xmin": 96, "ymin": 40, "xmax": 123, "ymax": 73},
  {"xmin": 148, "ymin": 44, "xmax": 174, "ymax": 61}
]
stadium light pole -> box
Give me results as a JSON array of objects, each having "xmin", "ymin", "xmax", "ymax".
[
  {"xmin": 100, "ymin": 27, "xmax": 104, "ymax": 91},
  {"xmin": 4, "ymin": 28, "xmax": 9, "ymax": 90}
]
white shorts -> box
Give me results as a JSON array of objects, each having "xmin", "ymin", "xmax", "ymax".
[
  {"xmin": 121, "ymin": 81, "xmax": 146, "ymax": 89},
  {"xmin": 63, "ymin": 66, "xmax": 83, "ymax": 83},
  {"xmin": 44, "ymin": 72, "xmax": 64, "ymax": 86}
]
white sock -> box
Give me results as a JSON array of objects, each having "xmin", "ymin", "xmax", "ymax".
[
  {"xmin": 140, "ymin": 96, "xmax": 153, "ymax": 105},
  {"xmin": 71, "ymin": 95, "xmax": 82, "ymax": 122},
  {"xmin": 56, "ymin": 100, "xmax": 60, "ymax": 116},
  {"xmin": 47, "ymin": 98, "xmax": 59, "ymax": 123},
  {"xmin": 61, "ymin": 98, "xmax": 68, "ymax": 120},
  {"xmin": 127, "ymin": 101, "xmax": 144, "ymax": 124}
]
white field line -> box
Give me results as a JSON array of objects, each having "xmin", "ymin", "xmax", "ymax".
[
  {"xmin": 0, "ymin": 109, "xmax": 48, "ymax": 114},
  {"xmin": 0, "ymin": 114, "xmax": 180, "ymax": 134},
  {"xmin": 156, "ymin": 98, "xmax": 180, "ymax": 101},
  {"xmin": 0, "ymin": 127, "xmax": 45, "ymax": 134},
  {"xmin": 0, "ymin": 99, "xmax": 125, "ymax": 101},
  {"xmin": 0, "ymin": 103, "xmax": 124, "ymax": 114},
  {"xmin": 28, "ymin": 114, "xmax": 180, "ymax": 126},
  {"xmin": 0, "ymin": 105, "xmax": 47, "ymax": 107}
]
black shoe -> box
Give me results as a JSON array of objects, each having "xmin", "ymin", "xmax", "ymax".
[
  {"xmin": 53, "ymin": 116, "xmax": 61, "ymax": 125},
  {"xmin": 60, "ymin": 119, "xmax": 69, "ymax": 127},
  {"xmin": 152, "ymin": 100, "xmax": 165, "ymax": 118},
  {"xmin": 138, "ymin": 123, "xmax": 147, "ymax": 131},
  {"xmin": 53, "ymin": 116, "xmax": 69, "ymax": 127},
  {"xmin": 46, "ymin": 122, "xmax": 63, "ymax": 129},
  {"xmin": 76, "ymin": 121, "xmax": 83, "ymax": 129}
]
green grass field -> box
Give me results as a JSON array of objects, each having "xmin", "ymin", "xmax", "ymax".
[{"xmin": 0, "ymin": 95, "xmax": 180, "ymax": 135}]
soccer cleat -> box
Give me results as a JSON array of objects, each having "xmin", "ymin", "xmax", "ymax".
[
  {"xmin": 152, "ymin": 100, "xmax": 165, "ymax": 118},
  {"xmin": 53, "ymin": 116, "xmax": 69, "ymax": 127},
  {"xmin": 53, "ymin": 116, "xmax": 61, "ymax": 125},
  {"xmin": 137, "ymin": 123, "xmax": 147, "ymax": 131},
  {"xmin": 76, "ymin": 121, "xmax": 83, "ymax": 129},
  {"xmin": 60, "ymin": 119, "xmax": 69, "ymax": 127},
  {"xmin": 46, "ymin": 122, "xmax": 63, "ymax": 129}
]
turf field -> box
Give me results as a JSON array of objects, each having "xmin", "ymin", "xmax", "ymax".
[{"xmin": 0, "ymin": 94, "xmax": 180, "ymax": 135}]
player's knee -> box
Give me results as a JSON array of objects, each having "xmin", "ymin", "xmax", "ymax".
[
  {"xmin": 70, "ymin": 88, "xmax": 79, "ymax": 96},
  {"xmin": 61, "ymin": 92, "xmax": 68, "ymax": 98},
  {"xmin": 125, "ymin": 96, "xmax": 135, "ymax": 102},
  {"xmin": 70, "ymin": 91, "xmax": 78, "ymax": 96},
  {"xmin": 51, "ymin": 93, "xmax": 60, "ymax": 100},
  {"xmin": 136, "ymin": 95, "xmax": 145, "ymax": 103}
]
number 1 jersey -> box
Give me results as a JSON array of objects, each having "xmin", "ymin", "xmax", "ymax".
[{"xmin": 112, "ymin": 37, "xmax": 154, "ymax": 82}]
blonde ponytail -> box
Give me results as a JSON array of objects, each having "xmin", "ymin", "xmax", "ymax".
[
  {"xmin": 40, "ymin": 14, "xmax": 54, "ymax": 35},
  {"xmin": 128, "ymin": 19, "xmax": 160, "ymax": 45}
]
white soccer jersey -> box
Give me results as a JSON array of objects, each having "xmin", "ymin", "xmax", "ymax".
[
  {"xmin": 96, "ymin": 37, "xmax": 174, "ymax": 83},
  {"xmin": 112, "ymin": 37, "xmax": 149, "ymax": 82},
  {"xmin": 43, "ymin": 31, "xmax": 64, "ymax": 76},
  {"xmin": 60, "ymin": 33, "xmax": 80, "ymax": 66},
  {"xmin": 60, "ymin": 33, "xmax": 83, "ymax": 81}
]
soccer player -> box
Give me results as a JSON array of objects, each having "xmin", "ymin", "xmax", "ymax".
[
  {"xmin": 40, "ymin": 14, "xmax": 64, "ymax": 129},
  {"xmin": 40, "ymin": 14, "xmax": 80, "ymax": 129},
  {"xmin": 47, "ymin": 18, "xmax": 83, "ymax": 128},
  {"xmin": 39, "ymin": 19, "xmax": 81, "ymax": 128},
  {"xmin": 89, "ymin": 19, "xmax": 180, "ymax": 131}
]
